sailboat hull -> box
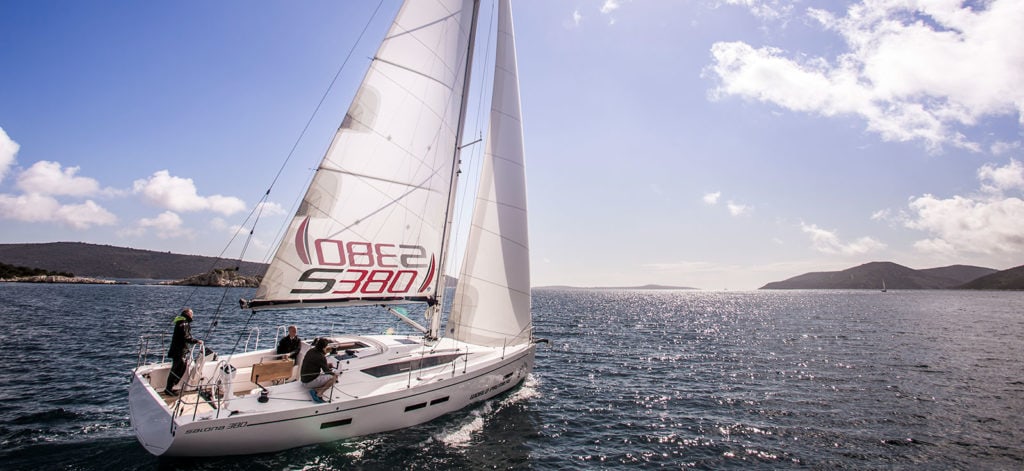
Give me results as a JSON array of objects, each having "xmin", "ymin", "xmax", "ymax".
[{"xmin": 129, "ymin": 338, "xmax": 534, "ymax": 457}]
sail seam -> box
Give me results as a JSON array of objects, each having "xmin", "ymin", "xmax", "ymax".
[{"xmin": 458, "ymin": 272, "xmax": 530, "ymax": 297}]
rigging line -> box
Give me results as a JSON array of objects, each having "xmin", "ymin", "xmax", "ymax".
[
  {"xmin": 262, "ymin": 0, "xmax": 389, "ymax": 196},
  {"xmin": 180, "ymin": 0, "xmax": 390, "ymax": 334}
]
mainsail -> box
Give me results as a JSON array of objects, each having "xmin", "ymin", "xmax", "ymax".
[
  {"xmin": 251, "ymin": 0, "xmax": 478, "ymax": 309},
  {"xmin": 447, "ymin": 0, "xmax": 531, "ymax": 347}
]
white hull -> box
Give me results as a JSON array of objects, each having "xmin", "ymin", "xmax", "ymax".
[{"xmin": 130, "ymin": 336, "xmax": 534, "ymax": 456}]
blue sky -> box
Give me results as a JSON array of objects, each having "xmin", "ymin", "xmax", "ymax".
[{"xmin": 2, "ymin": 0, "xmax": 1023, "ymax": 290}]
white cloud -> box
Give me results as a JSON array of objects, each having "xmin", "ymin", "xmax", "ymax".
[
  {"xmin": 0, "ymin": 126, "xmax": 19, "ymax": 182},
  {"xmin": 900, "ymin": 159, "xmax": 1024, "ymax": 256},
  {"xmin": 800, "ymin": 222, "xmax": 885, "ymax": 255},
  {"xmin": 977, "ymin": 158, "xmax": 1024, "ymax": 194},
  {"xmin": 599, "ymin": 0, "xmax": 623, "ymax": 24},
  {"xmin": 16, "ymin": 161, "xmax": 103, "ymax": 197},
  {"xmin": 708, "ymin": 0, "xmax": 1024, "ymax": 152},
  {"xmin": 0, "ymin": 193, "xmax": 116, "ymax": 229},
  {"xmin": 991, "ymin": 141, "xmax": 1021, "ymax": 155},
  {"xmin": 138, "ymin": 211, "xmax": 191, "ymax": 239},
  {"xmin": 722, "ymin": 0, "xmax": 791, "ymax": 21},
  {"xmin": 211, "ymin": 217, "xmax": 273, "ymax": 256},
  {"xmin": 55, "ymin": 200, "xmax": 118, "ymax": 229},
  {"xmin": 255, "ymin": 201, "xmax": 287, "ymax": 217},
  {"xmin": 133, "ymin": 170, "xmax": 246, "ymax": 216},
  {"xmin": 904, "ymin": 193, "xmax": 1024, "ymax": 255},
  {"xmin": 570, "ymin": 8, "xmax": 582, "ymax": 28},
  {"xmin": 702, "ymin": 191, "xmax": 721, "ymax": 205},
  {"xmin": 727, "ymin": 200, "xmax": 751, "ymax": 216}
]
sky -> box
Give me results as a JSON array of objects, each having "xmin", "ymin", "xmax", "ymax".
[{"xmin": 1, "ymin": 0, "xmax": 1023, "ymax": 290}]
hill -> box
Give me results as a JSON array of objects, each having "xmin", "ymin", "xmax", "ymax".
[
  {"xmin": 0, "ymin": 242, "xmax": 266, "ymax": 280},
  {"xmin": 760, "ymin": 261, "xmax": 997, "ymax": 290},
  {"xmin": 958, "ymin": 264, "xmax": 1024, "ymax": 290}
]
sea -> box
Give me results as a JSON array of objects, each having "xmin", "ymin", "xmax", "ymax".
[{"xmin": 0, "ymin": 283, "xmax": 1021, "ymax": 470}]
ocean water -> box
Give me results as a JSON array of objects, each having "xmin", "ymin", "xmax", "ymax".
[{"xmin": 0, "ymin": 284, "xmax": 1021, "ymax": 469}]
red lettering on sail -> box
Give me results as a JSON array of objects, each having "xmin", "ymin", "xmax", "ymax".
[{"xmin": 289, "ymin": 239, "xmax": 436, "ymax": 295}]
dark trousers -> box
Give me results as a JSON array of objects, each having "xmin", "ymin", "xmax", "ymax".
[{"xmin": 166, "ymin": 355, "xmax": 188, "ymax": 392}]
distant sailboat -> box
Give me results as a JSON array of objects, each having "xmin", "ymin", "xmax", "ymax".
[
  {"xmin": 128, "ymin": 0, "xmax": 538, "ymax": 456},
  {"xmin": 881, "ymin": 280, "xmax": 887, "ymax": 292}
]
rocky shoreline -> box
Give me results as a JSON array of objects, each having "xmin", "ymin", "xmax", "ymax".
[
  {"xmin": 0, "ymin": 275, "xmax": 126, "ymax": 284},
  {"xmin": 159, "ymin": 268, "xmax": 261, "ymax": 287}
]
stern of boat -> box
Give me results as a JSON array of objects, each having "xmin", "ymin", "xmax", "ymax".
[{"xmin": 129, "ymin": 370, "xmax": 175, "ymax": 456}]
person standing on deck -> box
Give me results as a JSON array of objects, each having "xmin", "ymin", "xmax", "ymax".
[{"xmin": 164, "ymin": 308, "xmax": 201, "ymax": 395}]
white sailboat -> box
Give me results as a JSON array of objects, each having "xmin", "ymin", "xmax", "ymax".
[{"xmin": 129, "ymin": 0, "xmax": 536, "ymax": 457}]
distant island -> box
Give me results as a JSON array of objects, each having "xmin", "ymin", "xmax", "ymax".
[
  {"xmin": 160, "ymin": 268, "xmax": 262, "ymax": 287},
  {"xmin": 0, "ymin": 242, "xmax": 266, "ymax": 280},
  {"xmin": 761, "ymin": 261, "xmax": 1023, "ymax": 290}
]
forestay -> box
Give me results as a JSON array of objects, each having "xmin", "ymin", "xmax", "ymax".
[{"xmin": 251, "ymin": 0, "xmax": 478, "ymax": 310}]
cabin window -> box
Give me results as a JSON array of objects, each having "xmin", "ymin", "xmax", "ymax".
[
  {"xmin": 404, "ymin": 402, "xmax": 427, "ymax": 412},
  {"xmin": 360, "ymin": 354, "xmax": 463, "ymax": 378},
  {"xmin": 320, "ymin": 418, "xmax": 352, "ymax": 429}
]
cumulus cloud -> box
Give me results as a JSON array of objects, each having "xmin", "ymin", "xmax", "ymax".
[
  {"xmin": 600, "ymin": 0, "xmax": 621, "ymax": 14},
  {"xmin": 211, "ymin": 217, "xmax": 273, "ymax": 254},
  {"xmin": 902, "ymin": 159, "xmax": 1024, "ymax": 255},
  {"xmin": 727, "ymin": 200, "xmax": 752, "ymax": 216},
  {"xmin": 255, "ymin": 201, "xmax": 287, "ymax": 217},
  {"xmin": 0, "ymin": 127, "xmax": 18, "ymax": 182},
  {"xmin": 977, "ymin": 159, "xmax": 1024, "ymax": 194},
  {"xmin": 722, "ymin": 0, "xmax": 792, "ymax": 21},
  {"xmin": 703, "ymin": 191, "xmax": 721, "ymax": 205},
  {"xmin": 16, "ymin": 161, "xmax": 108, "ymax": 197},
  {"xmin": 569, "ymin": 9, "xmax": 582, "ymax": 28},
  {"xmin": 0, "ymin": 193, "xmax": 116, "ymax": 229},
  {"xmin": 991, "ymin": 141, "xmax": 1021, "ymax": 155},
  {"xmin": 138, "ymin": 211, "xmax": 191, "ymax": 239},
  {"xmin": 707, "ymin": 0, "xmax": 1024, "ymax": 151},
  {"xmin": 600, "ymin": 0, "xmax": 622, "ymax": 24},
  {"xmin": 133, "ymin": 170, "xmax": 246, "ymax": 216},
  {"xmin": 800, "ymin": 222, "xmax": 885, "ymax": 255}
]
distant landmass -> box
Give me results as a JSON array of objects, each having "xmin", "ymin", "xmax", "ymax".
[
  {"xmin": 0, "ymin": 242, "xmax": 266, "ymax": 280},
  {"xmin": 957, "ymin": 264, "xmax": 1024, "ymax": 290},
  {"xmin": 760, "ymin": 261, "xmax": 1023, "ymax": 290}
]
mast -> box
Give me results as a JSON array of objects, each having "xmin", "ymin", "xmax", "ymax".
[
  {"xmin": 248, "ymin": 1, "xmax": 482, "ymax": 312},
  {"xmin": 427, "ymin": 0, "xmax": 482, "ymax": 340}
]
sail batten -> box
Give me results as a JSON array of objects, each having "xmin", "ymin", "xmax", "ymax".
[{"xmin": 253, "ymin": 0, "xmax": 478, "ymax": 308}]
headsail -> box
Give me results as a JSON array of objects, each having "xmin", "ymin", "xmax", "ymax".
[
  {"xmin": 251, "ymin": 0, "xmax": 478, "ymax": 310},
  {"xmin": 447, "ymin": 0, "xmax": 531, "ymax": 347}
]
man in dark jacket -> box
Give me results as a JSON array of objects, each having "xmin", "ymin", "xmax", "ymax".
[
  {"xmin": 276, "ymin": 325, "xmax": 301, "ymax": 363},
  {"xmin": 164, "ymin": 308, "xmax": 201, "ymax": 395},
  {"xmin": 300, "ymin": 338, "xmax": 338, "ymax": 403}
]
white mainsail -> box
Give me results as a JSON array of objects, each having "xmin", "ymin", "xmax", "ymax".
[
  {"xmin": 448, "ymin": 0, "xmax": 531, "ymax": 347},
  {"xmin": 252, "ymin": 0, "xmax": 478, "ymax": 309}
]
